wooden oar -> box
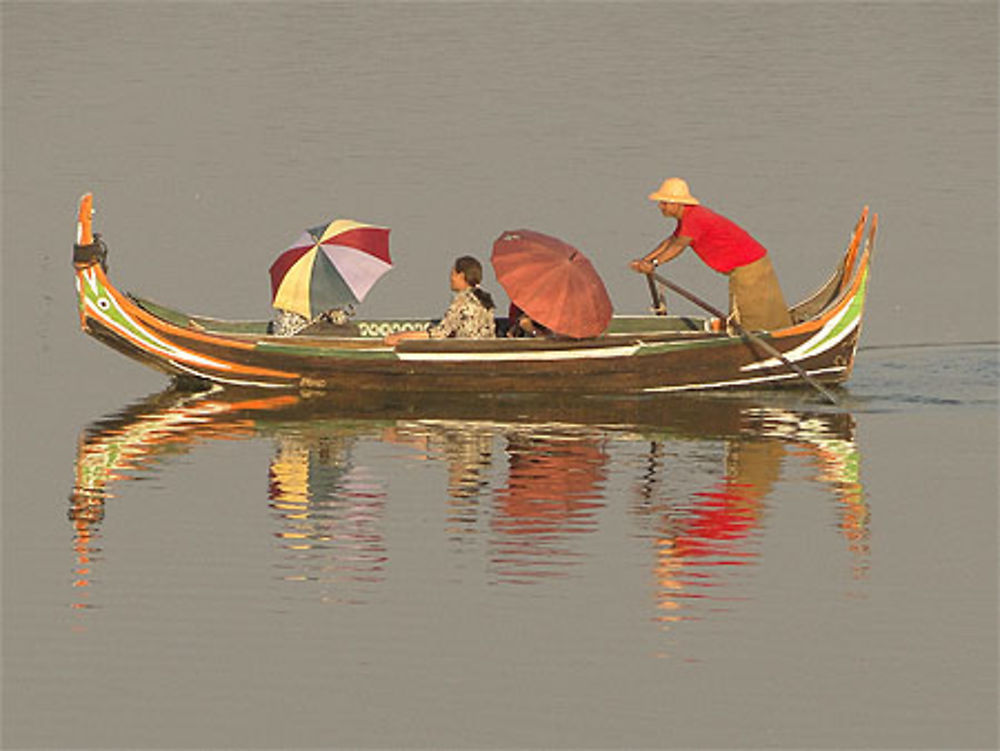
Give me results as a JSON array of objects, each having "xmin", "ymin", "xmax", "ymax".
[
  {"xmin": 645, "ymin": 273, "xmax": 667, "ymax": 315},
  {"xmin": 648, "ymin": 270, "xmax": 839, "ymax": 405}
]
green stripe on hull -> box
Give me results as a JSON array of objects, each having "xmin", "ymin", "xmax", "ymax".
[
  {"xmin": 799, "ymin": 269, "xmax": 869, "ymax": 359},
  {"xmin": 636, "ymin": 335, "xmax": 741, "ymax": 356},
  {"xmin": 255, "ymin": 342, "xmax": 396, "ymax": 359}
]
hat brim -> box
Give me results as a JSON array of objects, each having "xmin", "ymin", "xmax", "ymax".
[{"xmin": 649, "ymin": 192, "xmax": 700, "ymax": 205}]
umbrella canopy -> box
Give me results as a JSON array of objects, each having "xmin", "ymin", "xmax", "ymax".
[
  {"xmin": 491, "ymin": 229, "xmax": 612, "ymax": 339},
  {"xmin": 270, "ymin": 219, "xmax": 391, "ymax": 319}
]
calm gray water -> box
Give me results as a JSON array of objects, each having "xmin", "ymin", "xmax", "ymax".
[{"xmin": 3, "ymin": 2, "xmax": 997, "ymax": 749}]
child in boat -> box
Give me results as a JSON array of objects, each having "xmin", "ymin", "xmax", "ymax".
[{"xmin": 385, "ymin": 256, "xmax": 497, "ymax": 345}]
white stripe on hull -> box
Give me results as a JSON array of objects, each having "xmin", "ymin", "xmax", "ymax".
[
  {"xmin": 168, "ymin": 360, "xmax": 290, "ymax": 388},
  {"xmin": 643, "ymin": 366, "xmax": 847, "ymax": 393},
  {"xmin": 83, "ymin": 269, "xmax": 231, "ymax": 370},
  {"xmin": 742, "ymin": 279, "xmax": 864, "ymax": 372},
  {"xmin": 396, "ymin": 344, "xmax": 642, "ymax": 362}
]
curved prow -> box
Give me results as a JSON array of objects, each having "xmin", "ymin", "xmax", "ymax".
[
  {"xmin": 788, "ymin": 206, "xmax": 869, "ymax": 323},
  {"xmin": 867, "ymin": 212, "xmax": 878, "ymax": 260},
  {"xmin": 838, "ymin": 205, "xmax": 869, "ymax": 295}
]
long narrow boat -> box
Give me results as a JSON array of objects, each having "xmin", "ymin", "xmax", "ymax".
[{"xmin": 72, "ymin": 197, "xmax": 876, "ymax": 395}]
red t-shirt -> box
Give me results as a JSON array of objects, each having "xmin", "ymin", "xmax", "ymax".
[{"xmin": 671, "ymin": 205, "xmax": 768, "ymax": 273}]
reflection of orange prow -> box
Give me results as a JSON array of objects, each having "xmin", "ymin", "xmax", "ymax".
[{"xmin": 77, "ymin": 193, "xmax": 94, "ymax": 246}]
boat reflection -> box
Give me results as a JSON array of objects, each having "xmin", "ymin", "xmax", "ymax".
[
  {"xmin": 629, "ymin": 406, "xmax": 868, "ymax": 628},
  {"xmin": 381, "ymin": 420, "xmax": 608, "ymax": 583},
  {"xmin": 269, "ymin": 429, "xmax": 388, "ymax": 603},
  {"xmin": 68, "ymin": 390, "xmax": 297, "ymax": 609},
  {"xmin": 69, "ymin": 388, "xmax": 868, "ymax": 621}
]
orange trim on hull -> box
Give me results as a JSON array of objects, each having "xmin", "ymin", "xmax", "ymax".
[
  {"xmin": 839, "ymin": 206, "xmax": 869, "ymax": 295},
  {"xmin": 224, "ymin": 395, "xmax": 300, "ymax": 411}
]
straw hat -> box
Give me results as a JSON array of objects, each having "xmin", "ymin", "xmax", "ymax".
[{"xmin": 648, "ymin": 177, "xmax": 700, "ymax": 205}]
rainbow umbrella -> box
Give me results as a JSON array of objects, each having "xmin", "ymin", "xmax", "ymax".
[{"xmin": 269, "ymin": 219, "xmax": 391, "ymax": 319}]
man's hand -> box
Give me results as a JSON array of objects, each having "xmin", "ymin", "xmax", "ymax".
[{"xmin": 630, "ymin": 258, "xmax": 655, "ymax": 274}]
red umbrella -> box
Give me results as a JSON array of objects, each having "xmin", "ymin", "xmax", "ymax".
[{"xmin": 491, "ymin": 229, "xmax": 612, "ymax": 339}]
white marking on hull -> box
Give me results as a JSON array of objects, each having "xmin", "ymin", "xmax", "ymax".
[
  {"xmin": 395, "ymin": 344, "xmax": 642, "ymax": 362},
  {"xmin": 643, "ymin": 365, "xmax": 847, "ymax": 393},
  {"xmin": 741, "ymin": 306, "xmax": 859, "ymax": 372},
  {"xmin": 84, "ymin": 269, "xmax": 99, "ymax": 295},
  {"xmin": 168, "ymin": 360, "xmax": 290, "ymax": 388},
  {"xmin": 86, "ymin": 296, "xmax": 230, "ymax": 369}
]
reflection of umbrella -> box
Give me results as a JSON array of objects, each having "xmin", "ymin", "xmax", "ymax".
[
  {"xmin": 496, "ymin": 436, "xmax": 607, "ymax": 524},
  {"xmin": 491, "ymin": 229, "xmax": 612, "ymax": 338},
  {"xmin": 269, "ymin": 219, "xmax": 391, "ymax": 319}
]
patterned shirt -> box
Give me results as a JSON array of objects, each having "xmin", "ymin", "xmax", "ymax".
[
  {"xmin": 272, "ymin": 309, "xmax": 310, "ymax": 336},
  {"xmin": 272, "ymin": 308, "xmax": 350, "ymax": 336},
  {"xmin": 429, "ymin": 288, "xmax": 496, "ymax": 339}
]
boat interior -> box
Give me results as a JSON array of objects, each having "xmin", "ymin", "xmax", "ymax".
[{"xmin": 130, "ymin": 294, "xmax": 712, "ymax": 340}]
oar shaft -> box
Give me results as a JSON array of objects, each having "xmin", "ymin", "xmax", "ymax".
[
  {"xmin": 650, "ymin": 272, "xmax": 727, "ymax": 319},
  {"xmin": 645, "ymin": 274, "xmax": 666, "ymax": 314},
  {"xmin": 648, "ymin": 271, "xmax": 838, "ymax": 405}
]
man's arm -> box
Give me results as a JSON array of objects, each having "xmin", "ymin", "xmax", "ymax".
[{"xmin": 630, "ymin": 235, "xmax": 691, "ymax": 274}]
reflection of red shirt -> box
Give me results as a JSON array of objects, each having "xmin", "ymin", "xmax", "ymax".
[{"xmin": 672, "ymin": 205, "xmax": 768, "ymax": 273}]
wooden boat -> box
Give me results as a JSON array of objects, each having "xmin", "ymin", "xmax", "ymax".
[{"xmin": 72, "ymin": 197, "xmax": 876, "ymax": 395}]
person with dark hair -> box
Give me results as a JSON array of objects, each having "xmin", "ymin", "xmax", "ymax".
[{"xmin": 385, "ymin": 256, "xmax": 496, "ymax": 345}]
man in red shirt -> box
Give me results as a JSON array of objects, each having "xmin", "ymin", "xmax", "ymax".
[{"xmin": 631, "ymin": 178, "xmax": 792, "ymax": 331}]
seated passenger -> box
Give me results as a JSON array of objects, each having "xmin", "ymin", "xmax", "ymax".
[
  {"xmin": 385, "ymin": 256, "xmax": 497, "ymax": 345},
  {"xmin": 505, "ymin": 304, "xmax": 550, "ymax": 338},
  {"xmin": 271, "ymin": 307, "xmax": 353, "ymax": 336}
]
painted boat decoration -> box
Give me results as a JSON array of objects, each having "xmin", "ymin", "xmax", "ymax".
[{"xmin": 73, "ymin": 196, "xmax": 876, "ymax": 395}]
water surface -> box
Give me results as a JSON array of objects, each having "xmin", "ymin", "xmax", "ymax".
[{"xmin": 0, "ymin": 345, "xmax": 991, "ymax": 748}]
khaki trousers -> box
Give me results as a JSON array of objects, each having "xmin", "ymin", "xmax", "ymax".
[{"xmin": 728, "ymin": 255, "xmax": 792, "ymax": 331}]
